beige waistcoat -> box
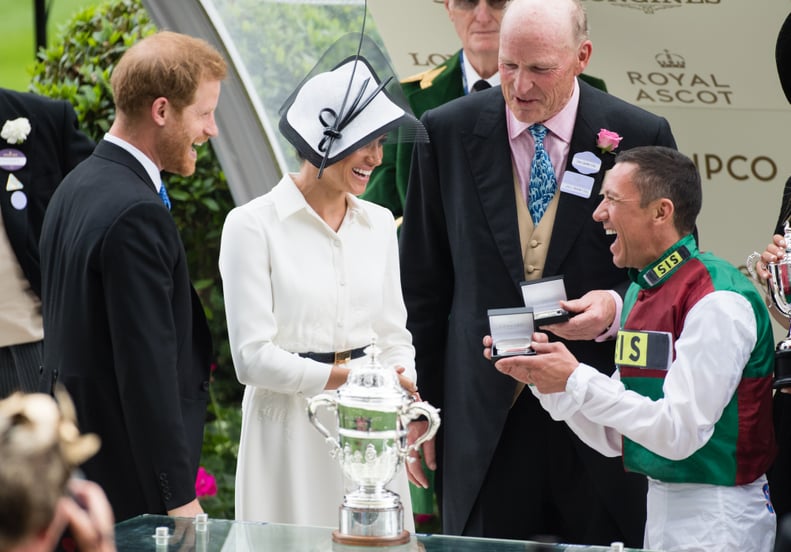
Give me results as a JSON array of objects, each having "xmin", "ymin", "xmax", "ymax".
[{"xmin": 510, "ymin": 170, "xmax": 560, "ymax": 404}]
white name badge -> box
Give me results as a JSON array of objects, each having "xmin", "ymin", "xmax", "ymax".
[
  {"xmin": 560, "ymin": 171, "xmax": 594, "ymax": 199},
  {"xmin": 571, "ymin": 151, "xmax": 601, "ymax": 175}
]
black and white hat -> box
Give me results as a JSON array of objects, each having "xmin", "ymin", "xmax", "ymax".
[{"xmin": 278, "ymin": 33, "xmax": 427, "ymax": 176}]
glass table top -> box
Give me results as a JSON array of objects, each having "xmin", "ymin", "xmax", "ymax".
[{"xmin": 116, "ymin": 515, "xmax": 650, "ymax": 551}]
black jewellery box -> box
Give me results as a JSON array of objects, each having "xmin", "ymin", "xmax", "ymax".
[
  {"xmin": 487, "ymin": 307, "xmax": 537, "ymax": 360},
  {"xmin": 520, "ymin": 275, "xmax": 570, "ymax": 327}
]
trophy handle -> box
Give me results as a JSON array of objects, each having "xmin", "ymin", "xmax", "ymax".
[
  {"xmin": 401, "ymin": 401, "xmax": 441, "ymax": 455},
  {"xmin": 307, "ymin": 393, "xmax": 341, "ymax": 454},
  {"xmin": 746, "ymin": 221, "xmax": 791, "ymax": 317},
  {"xmin": 746, "ymin": 251, "xmax": 783, "ymax": 311},
  {"xmin": 745, "ymin": 250, "xmax": 775, "ymax": 299},
  {"xmin": 745, "ymin": 251, "xmax": 762, "ymax": 282}
]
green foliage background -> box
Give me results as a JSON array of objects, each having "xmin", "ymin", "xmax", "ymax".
[
  {"xmin": 0, "ymin": 0, "xmax": 97, "ymax": 91},
  {"xmin": 29, "ymin": 0, "xmax": 241, "ymax": 519}
]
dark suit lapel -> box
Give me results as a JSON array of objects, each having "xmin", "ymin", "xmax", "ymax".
[
  {"xmin": 465, "ymin": 89, "xmax": 525, "ymax": 290},
  {"xmin": 0, "ymin": 102, "xmax": 35, "ymax": 274},
  {"xmin": 546, "ymin": 82, "xmax": 614, "ymax": 275},
  {"xmin": 93, "ymin": 140, "xmax": 158, "ymax": 194},
  {"xmin": 0, "ymin": 160, "xmax": 31, "ymax": 254}
]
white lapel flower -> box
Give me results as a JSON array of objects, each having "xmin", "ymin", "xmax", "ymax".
[{"xmin": 1, "ymin": 117, "xmax": 32, "ymax": 144}]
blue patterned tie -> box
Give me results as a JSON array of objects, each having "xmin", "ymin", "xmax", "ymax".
[
  {"xmin": 158, "ymin": 180, "xmax": 171, "ymax": 211},
  {"xmin": 528, "ymin": 124, "xmax": 557, "ymax": 225}
]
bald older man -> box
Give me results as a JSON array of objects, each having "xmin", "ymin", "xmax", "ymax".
[{"xmin": 400, "ymin": 0, "xmax": 676, "ymax": 544}]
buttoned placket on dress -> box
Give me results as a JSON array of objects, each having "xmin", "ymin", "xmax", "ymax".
[
  {"xmin": 330, "ymin": 212, "xmax": 351, "ymax": 353},
  {"xmin": 333, "ymin": 235, "xmax": 347, "ymax": 343}
]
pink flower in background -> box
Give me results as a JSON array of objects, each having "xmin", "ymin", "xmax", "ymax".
[
  {"xmin": 195, "ymin": 466, "xmax": 217, "ymax": 498},
  {"xmin": 415, "ymin": 513, "xmax": 435, "ymax": 525},
  {"xmin": 596, "ymin": 128, "xmax": 622, "ymax": 154}
]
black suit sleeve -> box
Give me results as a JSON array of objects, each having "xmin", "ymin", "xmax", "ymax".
[
  {"xmin": 2, "ymin": 92, "xmax": 94, "ymax": 298},
  {"xmin": 774, "ymin": 176, "xmax": 791, "ymax": 235},
  {"xmin": 101, "ymin": 203, "xmax": 197, "ymax": 510},
  {"xmin": 400, "ymin": 109, "xmax": 453, "ymax": 410}
]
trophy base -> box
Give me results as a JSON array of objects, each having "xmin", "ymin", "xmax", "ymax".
[
  {"xmin": 775, "ymin": 347, "xmax": 791, "ymax": 390},
  {"xmin": 332, "ymin": 530, "xmax": 410, "ymax": 547},
  {"xmin": 334, "ymin": 499, "xmax": 408, "ymax": 547}
]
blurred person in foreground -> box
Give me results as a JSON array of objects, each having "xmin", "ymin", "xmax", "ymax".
[
  {"xmin": 0, "ymin": 88, "xmax": 93, "ymax": 398},
  {"xmin": 0, "ymin": 389, "xmax": 114, "ymax": 552},
  {"xmin": 39, "ymin": 31, "xmax": 226, "ymax": 522},
  {"xmin": 486, "ymin": 146, "xmax": 776, "ymax": 551},
  {"xmin": 399, "ymin": 0, "xmax": 676, "ymax": 544},
  {"xmin": 219, "ymin": 34, "xmax": 426, "ymax": 528}
]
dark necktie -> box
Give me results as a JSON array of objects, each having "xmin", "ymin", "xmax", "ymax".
[
  {"xmin": 528, "ymin": 124, "xmax": 557, "ymax": 225},
  {"xmin": 159, "ymin": 181, "xmax": 171, "ymax": 211},
  {"xmin": 471, "ymin": 79, "xmax": 491, "ymax": 92}
]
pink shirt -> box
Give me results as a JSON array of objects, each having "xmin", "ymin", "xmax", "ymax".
[
  {"xmin": 506, "ymin": 79, "xmax": 580, "ymax": 204},
  {"xmin": 504, "ymin": 80, "xmax": 622, "ymax": 340}
]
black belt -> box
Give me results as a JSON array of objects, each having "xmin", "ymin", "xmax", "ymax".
[{"xmin": 298, "ymin": 347, "xmax": 366, "ymax": 364}]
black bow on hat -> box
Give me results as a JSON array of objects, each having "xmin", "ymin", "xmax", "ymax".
[{"xmin": 278, "ymin": 29, "xmax": 427, "ymax": 178}]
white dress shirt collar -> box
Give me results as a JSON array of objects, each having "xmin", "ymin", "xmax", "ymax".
[
  {"xmin": 273, "ymin": 174, "xmax": 373, "ymax": 229},
  {"xmin": 461, "ymin": 50, "xmax": 501, "ymax": 94}
]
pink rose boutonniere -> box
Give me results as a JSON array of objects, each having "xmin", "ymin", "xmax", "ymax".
[
  {"xmin": 195, "ymin": 466, "xmax": 217, "ymax": 498},
  {"xmin": 596, "ymin": 128, "xmax": 622, "ymax": 154}
]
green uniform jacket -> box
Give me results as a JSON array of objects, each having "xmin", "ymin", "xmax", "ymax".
[{"xmin": 360, "ymin": 50, "xmax": 607, "ymax": 219}]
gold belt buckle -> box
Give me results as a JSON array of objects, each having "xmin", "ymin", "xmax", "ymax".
[{"xmin": 334, "ymin": 350, "xmax": 352, "ymax": 364}]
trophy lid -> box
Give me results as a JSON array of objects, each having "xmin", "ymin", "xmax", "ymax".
[{"xmin": 339, "ymin": 339, "xmax": 407, "ymax": 407}]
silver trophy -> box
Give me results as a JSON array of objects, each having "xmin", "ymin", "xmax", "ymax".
[
  {"xmin": 747, "ymin": 221, "xmax": 791, "ymax": 388},
  {"xmin": 307, "ymin": 343, "xmax": 440, "ymax": 546}
]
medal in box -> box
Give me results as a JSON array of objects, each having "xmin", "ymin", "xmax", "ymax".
[
  {"xmin": 520, "ymin": 275, "xmax": 570, "ymax": 326},
  {"xmin": 487, "ymin": 307, "xmax": 536, "ymax": 360}
]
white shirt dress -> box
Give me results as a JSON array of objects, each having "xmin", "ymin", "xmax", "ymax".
[{"xmin": 219, "ymin": 174, "xmax": 416, "ymax": 530}]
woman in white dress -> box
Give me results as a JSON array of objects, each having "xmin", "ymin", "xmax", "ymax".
[{"xmin": 219, "ymin": 41, "xmax": 427, "ymax": 530}]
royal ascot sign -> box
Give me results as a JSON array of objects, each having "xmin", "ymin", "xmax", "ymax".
[{"xmin": 628, "ymin": 50, "xmax": 735, "ymax": 106}]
